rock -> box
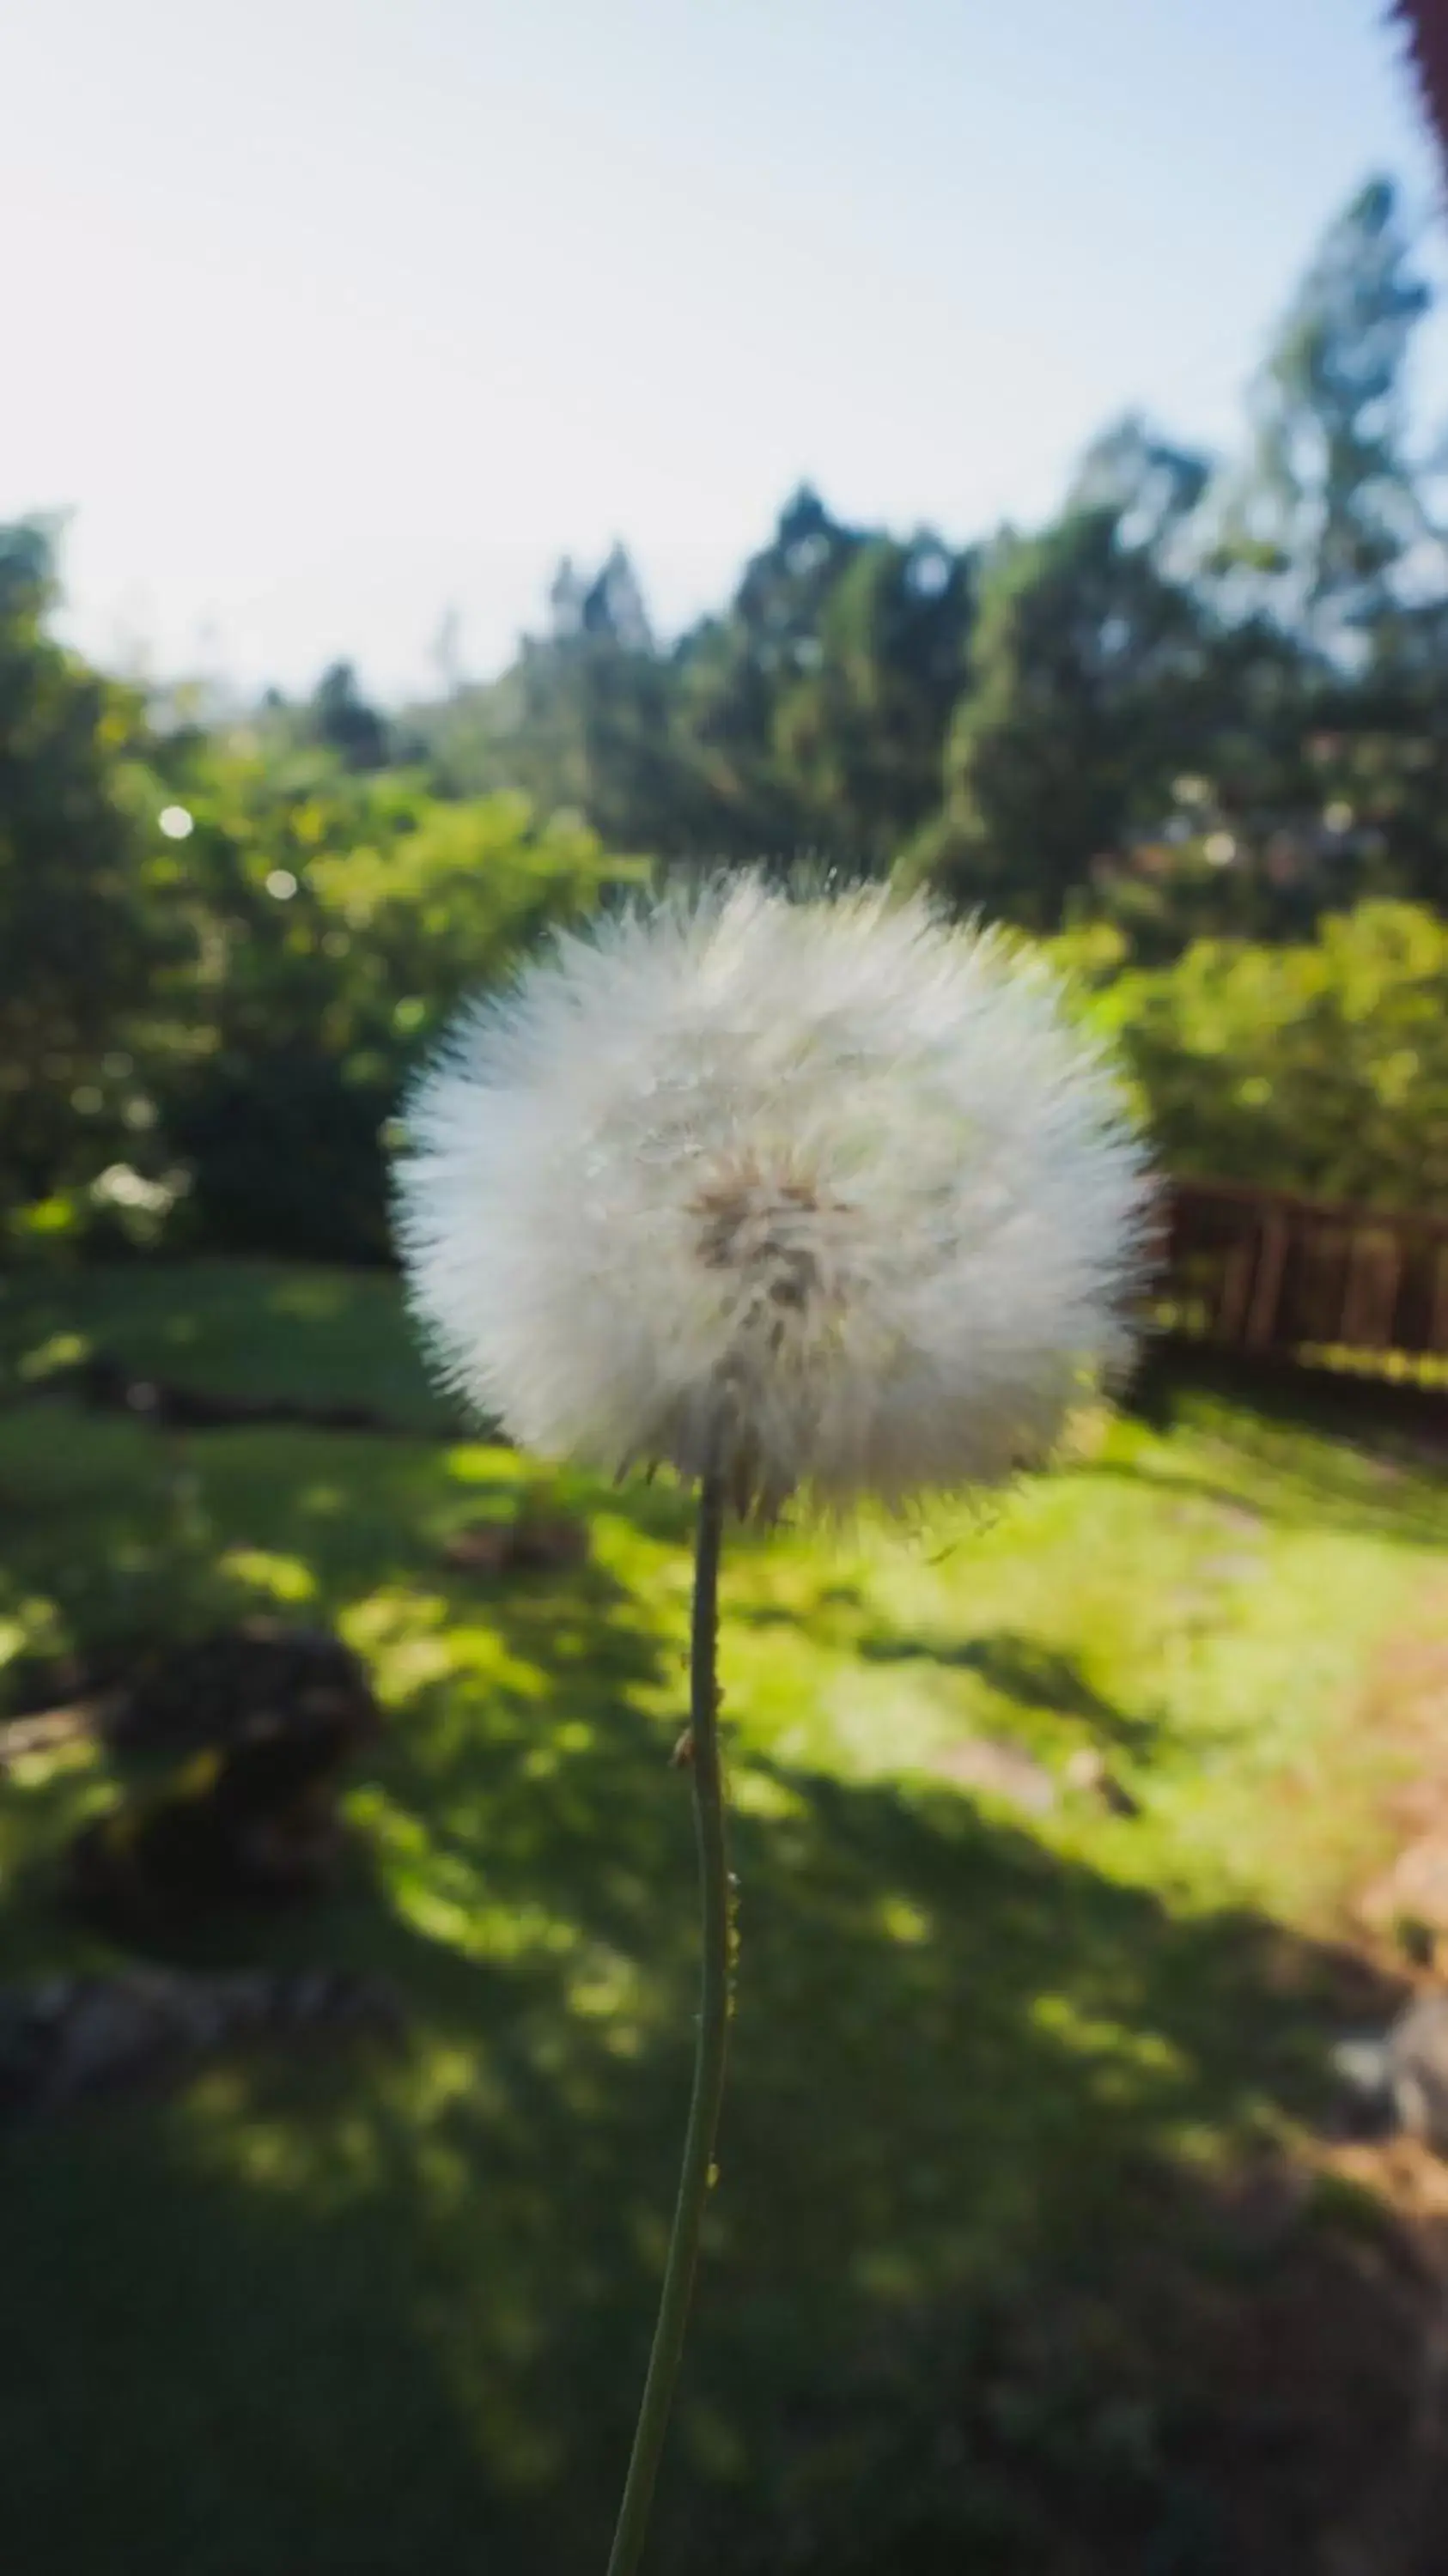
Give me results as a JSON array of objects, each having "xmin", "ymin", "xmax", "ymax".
[
  {"xmin": 1063, "ymin": 1746, "xmax": 1141, "ymax": 1817},
  {"xmin": 1208, "ymin": 2154, "xmax": 1313, "ymax": 2257},
  {"xmin": 67, "ymin": 1624, "xmax": 382, "ymax": 1936},
  {"xmin": 103, "ymin": 1620, "xmax": 379, "ymax": 1760},
  {"xmin": 1333, "ymin": 1992, "xmax": 1448, "ymax": 2154},
  {"xmin": 443, "ymin": 1523, "xmax": 514, "ymax": 1575},
  {"xmin": 443, "ymin": 1512, "xmax": 588, "ymax": 1578},
  {"xmin": 508, "ymin": 1514, "xmax": 590, "ymax": 1573},
  {"xmin": 1360, "ymin": 1833, "xmax": 1448, "ymax": 1946},
  {"xmin": 929, "ymin": 1736, "xmax": 1056, "ymax": 1815},
  {"xmin": 0, "ymin": 1966, "xmax": 404, "ymax": 2118},
  {"xmin": 61, "ymin": 1353, "xmax": 400, "ymax": 1435}
]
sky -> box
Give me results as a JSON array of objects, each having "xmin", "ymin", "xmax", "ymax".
[{"xmin": 3, "ymin": 0, "xmax": 1445, "ymax": 701}]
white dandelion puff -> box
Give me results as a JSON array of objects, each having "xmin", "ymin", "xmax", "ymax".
[{"xmin": 396, "ymin": 875, "xmax": 1151, "ymax": 1519}]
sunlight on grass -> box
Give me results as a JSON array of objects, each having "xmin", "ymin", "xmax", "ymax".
[
  {"xmin": 216, "ymin": 1545, "xmax": 318, "ymax": 1602},
  {"xmin": 2, "ymin": 1264, "xmax": 1447, "ymax": 2574},
  {"xmin": 0, "ymin": 1260, "xmax": 459, "ymax": 1431}
]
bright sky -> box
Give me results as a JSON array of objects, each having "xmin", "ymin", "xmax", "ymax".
[{"xmin": 3, "ymin": 0, "xmax": 1444, "ymax": 700}]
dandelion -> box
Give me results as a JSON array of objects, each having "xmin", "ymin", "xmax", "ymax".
[
  {"xmin": 395, "ymin": 874, "xmax": 1150, "ymax": 2575},
  {"xmin": 400, "ymin": 876, "xmax": 1147, "ymax": 1519}
]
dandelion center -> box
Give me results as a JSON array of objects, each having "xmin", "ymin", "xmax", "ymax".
[{"xmin": 689, "ymin": 1158, "xmax": 855, "ymax": 1340}]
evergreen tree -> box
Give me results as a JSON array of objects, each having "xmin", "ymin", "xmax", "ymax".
[
  {"xmin": 308, "ymin": 660, "xmax": 391, "ymax": 770},
  {"xmin": 904, "ymin": 501, "xmax": 1211, "ymax": 928},
  {"xmin": 505, "ymin": 546, "xmax": 679, "ymax": 852},
  {"xmin": 1214, "ymin": 177, "xmax": 1437, "ymax": 647},
  {"xmin": 768, "ymin": 532, "xmax": 974, "ymax": 870}
]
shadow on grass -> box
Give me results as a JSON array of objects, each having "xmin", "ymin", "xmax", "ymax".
[
  {"xmin": 856, "ymin": 1628, "xmax": 1167, "ymax": 1760},
  {"xmin": 1060, "ymin": 1449, "xmax": 1448, "ymax": 1553},
  {"xmin": 0, "ymin": 1405, "xmax": 1405, "ymax": 2573},
  {"xmin": 1130, "ymin": 1338, "xmax": 1448, "ymax": 1454},
  {"xmin": 0, "ymin": 1260, "xmax": 462, "ymax": 1434},
  {"xmin": 1112, "ymin": 1342, "xmax": 1448, "ymax": 1547}
]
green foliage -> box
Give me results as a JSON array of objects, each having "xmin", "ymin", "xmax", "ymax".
[
  {"xmin": 0, "ymin": 522, "xmax": 173, "ymax": 1223},
  {"xmin": 0, "ymin": 623, "xmax": 645, "ymax": 1261},
  {"xmin": 146, "ymin": 747, "xmax": 645, "ymax": 1259},
  {"xmin": 0, "ymin": 511, "xmax": 653, "ymax": 1261},
  {"xmin": 1088, "ymin": 899, "xmax": 1448, "ymax": 1211}
]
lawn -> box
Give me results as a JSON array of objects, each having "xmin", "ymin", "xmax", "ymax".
[{"xmin": 1, "ymin": 1260, "xmax": 1445, "ymax": 2573}]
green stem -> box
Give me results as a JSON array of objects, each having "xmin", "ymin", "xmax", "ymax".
[{"xmin": 605, "ymin": 1468, "xmax": 732, "ymax": 2576}]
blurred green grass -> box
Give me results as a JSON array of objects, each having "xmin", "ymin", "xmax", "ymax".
[
  {"xmin": 0, "ymin": 1264, "xmax": 1445, "ymax": 2573},
  {"xmin": 0, "ymin": 1256, "xmax": 459, "ymax": 1431}
]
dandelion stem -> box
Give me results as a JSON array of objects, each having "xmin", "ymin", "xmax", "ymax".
[{"xmin": 605, "ymin": 1467, "xmax": 732, "ymax": 2576}]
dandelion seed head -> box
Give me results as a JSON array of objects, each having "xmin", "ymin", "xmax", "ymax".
[{"xmin": 397, "ymin": 876, "xmax": 1152, "ymax": 1517}]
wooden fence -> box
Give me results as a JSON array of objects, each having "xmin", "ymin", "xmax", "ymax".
[{"xmin": 1158, "ymin": 1178, "xmax": 1448, "ymax": 1375}]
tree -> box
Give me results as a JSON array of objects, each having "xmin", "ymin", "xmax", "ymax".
[
  {"xmin": 0, "ymin": 519, "xmax": 170, "ymax": 1220},
  {"xmin": 477, "ymin": 546, "xmax": 685, "ymax": 855},
  {"xmin": 1214, "ymin": 178, "xmax": 1439, "ymax": 649},
  {"xmin": 1153, "ymin": 179, "xmax": 1448, "ymax": 929},
  {"xmin": 307, "ymin": 660, "xmax": 391, "ymax": 771},
  {"xmin": 764, "ymin": 532, "xmax": 974, "ymax": 872},
  {"xmin": 904, "ymin": 497, "xmax": 1213, "ymax": 928},
  {"xmin": 666, "ymin": 489, "xmax": 867, "ymax": 864},
  {"xmin": 1068, "ymin": 415, "xmax": 1212, "ymax": 557}
]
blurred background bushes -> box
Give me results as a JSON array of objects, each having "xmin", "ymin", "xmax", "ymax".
[{"xmin": 7, "ymin": 176, "xmax": 1448, "ymax": 1261}]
